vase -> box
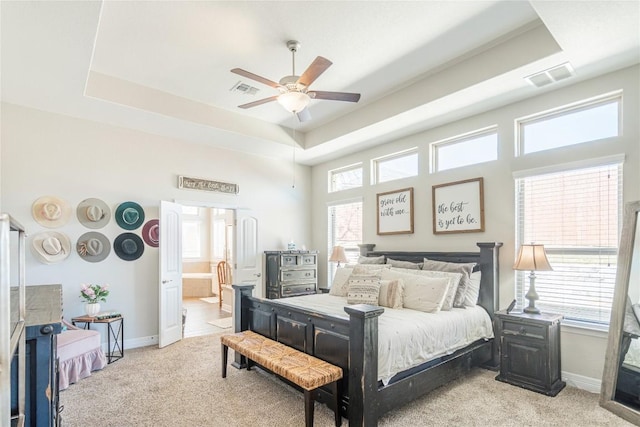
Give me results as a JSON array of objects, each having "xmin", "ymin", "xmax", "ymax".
[{"xmin": 85, "ymin": 303, "xmax": 100, "ymax": 317}]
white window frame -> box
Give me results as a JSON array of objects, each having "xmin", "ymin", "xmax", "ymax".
[
  {"xmin": 430, "ymin": 126, "xmax": 498, "ymax": 173},
  {"xmin": 328, "ymin": 163, "xmax": 363, "ymax": 193},
  {"xmin": 513, "ymin": 155, "xmax": 624, "ymax": 328},
  {"xmin": 371, "ymin": 148, "xmax": 418, "ymax": 185},
  {"xmin": 516, "ymin": 92, "xmax": 622, "ymax": 156},
  {"xmin": 327, "ymin": 198, "xmax": 363, "ymax": 286},
  {"xmin": 182, "ymin": 206, "xmax": 209, "ymax": 261}
]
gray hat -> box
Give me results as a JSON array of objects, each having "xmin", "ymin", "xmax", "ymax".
[
  {"xmin": 31, "ymin": 231, "xmax": 71, "ymax": 264},
  {"xmin": 76, "ymin": 232, "xmax": 111, "ymax": 262},
  {"xmin": 77, "ymin": 198, "xmax": 111, "ymax": 229}
]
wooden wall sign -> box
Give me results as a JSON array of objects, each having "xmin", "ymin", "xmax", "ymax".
[
  {"xmin": 377, "ymin": 187, "xmax": 414, "ymax": 235},
  {"xmin": 178, "ymin": 176, "xmax": 239, "ymax": 194},
  {"xmin": 432, "ymin": 177, "xmax": 484, "ymax": 234}
]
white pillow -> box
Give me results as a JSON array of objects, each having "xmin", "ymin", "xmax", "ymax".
[
  {"xmin": 389, "ymin": 267, "xmax": 462, "ymax": 311},
  {"xmin": 380, "ymin": 269, "xmax": 450, "ymax": 313},
  {"xmin": 357, "ymin": 255, "xmax": 385, "ymax": 264},
  {"xmin": 463, "ymin": 271, "xmax": 482, "ymax": 307},
  {"xmin": 378, "ymin": 279, "xmax": 404, "ymax": 309},
  {"xmin": 352, "ymin": 263, "xmax": 392, "ymax": 275},
  {"xmin": 347, "ymin": 276, "xmax": 381, "ymax": 305},
  {"xmin": 329, "ymin": 267, "xmax": 353, "ymax": 297}
]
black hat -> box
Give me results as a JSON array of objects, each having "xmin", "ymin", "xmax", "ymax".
[{"xmin": 114, "ymin": 233, "xmax": 144, "ymax": 261}]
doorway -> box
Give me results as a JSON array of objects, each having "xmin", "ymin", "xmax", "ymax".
[{"xmin": 181, "ymin": 205, "xmax": 233, "ymax": 337}]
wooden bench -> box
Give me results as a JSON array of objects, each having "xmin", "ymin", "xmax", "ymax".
[{"xmin": 221, "ymin": 330, "xmax": 343, "ymax": 427}]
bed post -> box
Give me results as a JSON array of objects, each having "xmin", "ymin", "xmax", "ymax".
[
  {"xmin": 476, "ymin": 242, "xmax": 502, "ymax": 369},
  {"xmin": 344, "ymin": 304, "xmax": 384, "ymax": 427},
  {"xmin": 231, "ymin": 284, "xmax": 254, "ymax": 368}
]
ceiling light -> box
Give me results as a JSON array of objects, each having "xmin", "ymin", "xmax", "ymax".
[{"xmin": 277, "ymin": 91, "xmax": 310, "ymax": 113}]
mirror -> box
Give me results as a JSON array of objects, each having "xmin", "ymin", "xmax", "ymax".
[{"xmin": 601, "ymin": 200, "xmax": 640, "ymax": 423}]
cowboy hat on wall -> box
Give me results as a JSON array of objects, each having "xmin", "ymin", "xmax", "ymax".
[
  {"xmin": 114, "ymin": 232, "xmax": 145, "ymax": 261},
  {"xmin": 142, "ymin": 219, "xmax": 159, "ymax": 248},
  {"xmin": 77, "ymin": 198, "xmax": 111, "ymax": 229},
  {"xmin": 32, "ymin": 196, "xmax": 72, "ymax": 228},
  {"xmin": 76, "ymin": 232, "xmax": 111, "ymax": 263},
  {"xmin": 31, "ymin": 231, "xmax": 71, "ymax": 264},
  {"xmin": 115, "ymin": 201, "xmax": 145, "ymax": 230}
]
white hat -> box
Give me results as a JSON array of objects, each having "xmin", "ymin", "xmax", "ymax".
[
  {"xmin": 31, "ymin": 231, "xmax": 71, "ymax": 264},
  {"xmin": 77, "ymin": 198, "xmax": 111, "ymax": 229},
  {"xmin": 32, "ymin": 196, "xmax": 71, "ymax": 228}
]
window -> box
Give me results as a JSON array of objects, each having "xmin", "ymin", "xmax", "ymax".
[
  {"xmin": 182, "ymin": 206, "xmax": 209, "ymax": 260},
  {"xmin": 329, "ymin": 164, "xmax": 363, "ymax": 192},
  {"xmin": 328, "ymin": 200, "xmax": 362, "ymax": 283},
  {"xmin": 372, "ymin": 149, "xmax": 418, "ymax": 184},
  {"xmin": 515, "ymin": 158, "xmax": 623, "ymax": 326},
  {"xmin": 518, "ymin": 93, "xmax": 621, "ymax": 155},
  {"xmin": 431, "ymin": 128, "xmax": 498, "ymax": 172}
]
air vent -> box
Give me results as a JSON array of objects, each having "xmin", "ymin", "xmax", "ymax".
[
  {"xmin": 230, "ymin": 81, "xmax": 260, "ymax": 96},
  {"xmin": 524, "ymin": 63, "xmax": 574, "ymax": 88}
]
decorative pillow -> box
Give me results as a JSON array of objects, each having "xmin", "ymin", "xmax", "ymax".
[
  {"xmin": 329, "ymin": 267, "xmax": 354, "ymax": 297},
  {"xmin": 378, "ymin": 279, "xmax": 404, "ymax": 309},
  {"xmin": 347, "ymin": 276, "xmax": 381, "ymax": 305},
  {"xmin": 357, "ymin": 255, "xmax": 385, "ymax": 264},
  {"xmin": 380, "ymin": 269, "xmax": 450, "ymax": 313},
  {"xmin": 390, "ymin": 267, "xmax": 462, "ymax": 311},
  {"xmin": 464, "ymin": 271, "xmax": 482, "ymax": 307},
  {"xmin": 386, "ymin": 258, "xmax": 422, "ymax": 270},
  {"xmin": 352, "ymin": 263, "xmax": 392, "ymax": 275},
  {"xmin": 423, "ymin": 259, "xmax": 476, "ymax": 308}
]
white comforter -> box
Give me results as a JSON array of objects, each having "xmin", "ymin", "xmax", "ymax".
[{"xmin": 275, "ymin": 294, "xmax": 494, "ymax": 384}]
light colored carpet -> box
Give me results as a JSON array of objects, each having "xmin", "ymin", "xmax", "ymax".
[
  {"xmin": 199, "ymin": 297, "xmax": 219, "ymax": 304},
  {"xmin": 59, "ymin": 333, "xmax": 633, "ymax": 426},
  {"xmin": 207, "ymin": 317, "xmax": 232, "ymax": 329}
]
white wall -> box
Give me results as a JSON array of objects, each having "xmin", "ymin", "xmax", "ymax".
[
  {"xmin": 1, "ymin": 103, "xmax": 311, "ymax": 347},
  {"xmin": 310, "ymin": 65, "xmax": 640, "ymax": 387}
]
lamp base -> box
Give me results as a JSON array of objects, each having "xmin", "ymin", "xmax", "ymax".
[{"xmin": 523, "ymin": 305, "xmax": 541, "ymax": 315}]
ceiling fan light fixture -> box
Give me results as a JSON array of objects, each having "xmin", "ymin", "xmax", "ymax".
[{"xmin": 277, "ymin": 91, "xmax": 310, "ymax": 113}]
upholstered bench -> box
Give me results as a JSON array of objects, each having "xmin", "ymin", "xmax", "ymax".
[
  {"xmin": 221, "ymin": 330, "xmax": 343, "ymax": 427},
  {"xmin": 57, "ymin": 320, "xmax": 107, "ymax": 390}
]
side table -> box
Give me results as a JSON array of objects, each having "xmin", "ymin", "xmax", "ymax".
[
  {"xmin": 71, "ymin": 314, "xmax": 124, "ymax": 364},
  {"xmin": 495, "ymin": 310, "xmax": 565, "ymax": 396}
]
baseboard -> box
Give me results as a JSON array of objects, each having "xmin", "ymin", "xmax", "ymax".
[
  {"xmin": 101, "ymin": 335, "xmax": 158, "ymax": 353},
  {"xmin": 563, "ymin": 370, "xmax": 601, "ymax": 394}
]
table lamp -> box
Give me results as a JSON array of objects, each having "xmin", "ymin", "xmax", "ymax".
[
  {"xmin": 513, "ymin": 243, "xmax": 553, "ymax": 314},
  {"xmin": 329, "ymin": 245, "xmax": 348, "ymax": 267}
]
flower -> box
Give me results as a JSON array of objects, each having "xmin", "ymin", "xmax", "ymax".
[{"xmin": 79, "ymin": 284, "xmax": 109, "ymax": 304}]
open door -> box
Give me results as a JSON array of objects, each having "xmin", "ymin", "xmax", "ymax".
[
  {"xmin": 159, "ymin": 201, "xmax": 182, "ymax": 348},
  {"xmin": 233, "ymin": 210, "xmax": 261, "ymax": 296}
]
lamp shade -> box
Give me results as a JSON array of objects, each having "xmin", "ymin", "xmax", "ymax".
[
  {"xmin": 277, "ymin": 91, "xmax": 310, "ymax": 113},
  {"xmin": 329, "ymin": 245, "xmax": 348, "ymax": 264},
  {"xmin": 513, "ymin": 244, "xmax": 553, "ymax": 271}
]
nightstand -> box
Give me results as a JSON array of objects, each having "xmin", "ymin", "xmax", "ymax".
[{"xmin": 495, "ymin": 310, "xmax": 565, "ymax": 396}]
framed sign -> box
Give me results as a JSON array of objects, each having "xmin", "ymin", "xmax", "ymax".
[
  {"xmin": 432, "ymin": 177, "xmax": 485, "ymax": 234},
  {"xmin": 377, "ymin": 187, "xmax": 414, "ymax": 235}
]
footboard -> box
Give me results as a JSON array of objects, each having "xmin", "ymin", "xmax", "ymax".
[{"xmin": 232, "ymin": 284, "xmax": 382, "ymax": 422}]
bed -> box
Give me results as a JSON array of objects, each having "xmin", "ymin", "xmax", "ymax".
[{"xmin": 230, "ymin": 242, "xmax": 502, "ymax": 426}]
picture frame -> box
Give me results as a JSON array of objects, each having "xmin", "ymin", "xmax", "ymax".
[
  {"xmin": 377, "ymin": 187, "xmax": 414, "ymax": 235},
  {"xmin": 432, "ymin": 177, "xmax": 485, "ymax": 234}
]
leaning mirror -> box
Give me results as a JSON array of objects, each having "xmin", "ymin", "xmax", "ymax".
[{"xmin": 601, "ymin": 200, "xmax": 640, "ymax": 424}]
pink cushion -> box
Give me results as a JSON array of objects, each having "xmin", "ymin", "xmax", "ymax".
[{"xmin": 57, "ymin": 329, "xmax": 101, "ymax": 362}]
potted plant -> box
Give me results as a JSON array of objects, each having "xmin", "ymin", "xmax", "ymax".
[{"xmin": 79, "ymin": 284, "xmax": 109, "ymax": 316}]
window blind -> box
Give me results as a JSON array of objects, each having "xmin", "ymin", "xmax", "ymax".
[
  {"xmin": 328, "ymin": 200, "xmax": 363, "ymax": 282},
  {"xmin": 515, "ymin": 162, "xmax": 622, "ymax": 325}
]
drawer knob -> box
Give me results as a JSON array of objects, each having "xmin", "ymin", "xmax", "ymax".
[{"xmin": 519, "ymin": 326, "xmax": 526, "ymax": 335}]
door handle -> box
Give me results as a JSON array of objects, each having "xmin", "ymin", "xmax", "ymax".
[
  {"xmin": 253, "ymin": 273, "xmax": 262, "ymax": 277},
  {"xmin": 162, "ymin": 279, "xmax": 172, "ymax": 284}
]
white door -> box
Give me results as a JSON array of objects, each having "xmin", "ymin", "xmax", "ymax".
[
  {"xmin": 159, "ymin": 200, "xmax": 182, "ymax": 348},
  {"xmin": 234, "ymin": 209, "xmax": 261, "ymax": 295}
]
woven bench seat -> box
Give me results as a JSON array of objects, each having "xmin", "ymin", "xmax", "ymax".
[{"xmin": 221, "ymin": 330, "xmax": 343, "ymax": 427}]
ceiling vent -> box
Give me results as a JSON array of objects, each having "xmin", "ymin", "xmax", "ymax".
[
  {"xmin": 524, "ymin": 63, "xmax": 574, "ymax": 88},
  {"xmin": 230, "ymin": 81, "xmax": 260, "ymax": 96}
]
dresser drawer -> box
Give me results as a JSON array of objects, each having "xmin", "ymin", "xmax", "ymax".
[
  {"xmin": 501, "ymin": 320, "xmax": 546, "ymax": 339},
  {"xmin": 281, "ymin": 255, "xmax": 299, "ymax": 267},
  {"xmin": 301, "ymin": 255, "xmax": 317, "ymax": 266},
  {"xmin": 281, "ymin": 269, "xmax": 316, "ymax": 281},
  {"xmin": 282, "ymin": 283, "xmax": 316, "ymax": 296}
]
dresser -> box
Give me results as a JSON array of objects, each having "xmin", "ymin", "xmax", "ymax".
[
  {"xmin": 264, "ymin": 250, "xmax": 318, "ymax": 299},
  {"xmin": 495, "ymin": 310, "xmax": 565, "ymax": 396}
]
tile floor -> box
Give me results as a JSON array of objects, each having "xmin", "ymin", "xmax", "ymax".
[{"xmin": 182, "ymin": 297, "xmax": 231, "ymax": 338}]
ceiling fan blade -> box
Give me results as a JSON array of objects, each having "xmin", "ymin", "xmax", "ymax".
[
  {"xmin": 231, "ymin": 68, "xmax": 281, "ymax": 89},
  {"xmin": 297, "ymin": 56, "xmax": 332, "ymax": 87},
  {"xmin": 296, "ymin": 108, "xmax": 312, "ymax": 122},
  {"xmin": 237, "ymin": 96, "xmax": 278, "ymax": 109},
  {"xmin": 309, "ymin": 91, "xmax": 361, "ymax": 103}
]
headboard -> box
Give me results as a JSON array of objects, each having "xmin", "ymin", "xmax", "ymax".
[{"xmin": 361, "ymin": 242, "xmax": 502, "ymax": 319}]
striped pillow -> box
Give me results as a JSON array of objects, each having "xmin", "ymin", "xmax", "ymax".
[
  {"xmin": 378, "ymin": 279, "xmax": 404, "ymax": 309},
  {"xmin": 347, "ymin": 276, "xmax": 381, "ymax": 305}
]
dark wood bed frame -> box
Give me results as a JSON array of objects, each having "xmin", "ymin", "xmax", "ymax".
[{"xmin": 231, "ymin": 242, "xmax": 502, "ymax": 426}]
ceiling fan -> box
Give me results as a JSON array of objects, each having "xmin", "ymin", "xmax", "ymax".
[{"xmin": 231, "ymin": 40, "xmax": 361, "ymax": 122}]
